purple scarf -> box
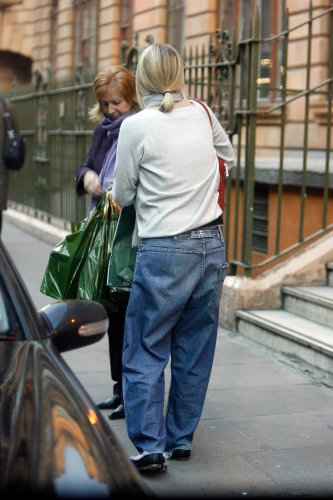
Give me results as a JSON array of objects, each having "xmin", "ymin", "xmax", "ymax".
[{"xmin": 98, "ymin": 110, "xmax": 134, "ymax": 190}]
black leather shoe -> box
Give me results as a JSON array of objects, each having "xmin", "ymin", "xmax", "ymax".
[
  {"xmin": 96, "ymin": 394, "xmax": 121, "ymax": 410},
  {"xmin": 131, "ymin": 453, "xmax": 167, "ymax": 473},
  {"xmin": 108, "ymin": 404, "xmax": 125, "ymax": 420},
  {"xmin": 169, "ymin": 449, "xmax": 191, "ymax": 460}
]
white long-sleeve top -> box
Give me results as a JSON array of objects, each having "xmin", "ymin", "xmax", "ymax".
[{"xmin": 112, "ymin": 100, "xmax": 234, "ymax": 242}]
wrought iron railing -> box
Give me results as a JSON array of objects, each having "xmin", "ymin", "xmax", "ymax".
[
  {"xmin": 5, "ymin": 4, "xmax": 333, "ymax": 277},
  {"xmin": 181, "ymin": 3, "xmax": 333, "ymax": 276},
  {"xmin": 7, "ymin": 67, "xmax": 96, "ymax": 225}
]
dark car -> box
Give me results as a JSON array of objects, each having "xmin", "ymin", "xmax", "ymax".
[{"xmin": 0, "ymin": 239, "xmax": 151, "ymax": 498}]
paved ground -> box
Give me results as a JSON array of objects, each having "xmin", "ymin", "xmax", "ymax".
[{"xmin": 2, "ymin": 216, "xmax": 333, "ymax": 499}]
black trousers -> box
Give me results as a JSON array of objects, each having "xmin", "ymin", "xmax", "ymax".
[{"xmin": 107, "ymin": 293, "xmax": 129, "ymax": 402}]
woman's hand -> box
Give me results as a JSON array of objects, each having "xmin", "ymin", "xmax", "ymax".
[{"xmin": 83, "ymin": 170, "xmax": 103, "ymax": 196}]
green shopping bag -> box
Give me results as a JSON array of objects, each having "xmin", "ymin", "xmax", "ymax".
[
  {"xmin": 40, "ymin": 192, "xmax": 117, "ymax": 301},
  {"xmin": 107, "ymin": 204, "xmax": 137, "ymax": 293},
  {"xmin": 77, "ymin": 198, "xmax": 119, "ymax": 310}
]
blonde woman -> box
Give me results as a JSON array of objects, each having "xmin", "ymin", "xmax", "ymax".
[
  {"xmin": 112, "ymin": 44, "xmax": 234, "ymax": 473},
  {"xmin": 76, "ymin": 65, "xmax": 139, "ymax": 421}
]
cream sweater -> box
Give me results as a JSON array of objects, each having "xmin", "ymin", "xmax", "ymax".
[{"xmin": 113, "ymin": 100, "xmax": 234, "ymax": 242}]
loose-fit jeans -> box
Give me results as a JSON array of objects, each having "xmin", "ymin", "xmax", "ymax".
[{"xmin": 122, "ymin": 226, "xmax": 228, "ymax": 454}]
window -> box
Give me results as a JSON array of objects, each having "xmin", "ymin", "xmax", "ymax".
[
  {"xmin": 120, "ymin": 0, "xmax": 133, "ymax": 48},
  {"xmin": 50, "ymin": 0, "xmax": 58, "ymax": 71},
  {"xmin": 218, "ymin": 0, "xmax": 237, "ymax": 39},
  {"xmin": 257, "ymin": 0, "xmax": 286, "ymax": 99},
  {"xmin": 219, "ymin": 0, "xmax": 285, "ymax": 100},
  {"xmin": 0, "ymin": 292, "xmax": 9, "ymax": 336},
  {"xmin": 73, "ymin": 0, "xmax": 98, "ymax": 71},
  {"xmin": 168, "ymin": 0, "xmax": 185, "ymax": 55},
  {"xmin": 0, "ymin": 281, "xmax": 22, "ymax": 341}
]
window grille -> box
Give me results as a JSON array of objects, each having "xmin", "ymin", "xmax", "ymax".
[{"xmin": 253, "ymin": 183, "xmax": 268, "ymax": 253}]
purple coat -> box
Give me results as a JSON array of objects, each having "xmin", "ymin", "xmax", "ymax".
[{"xmin": 75, "ymin": 111, "xmax": 136, "ymax": 211}]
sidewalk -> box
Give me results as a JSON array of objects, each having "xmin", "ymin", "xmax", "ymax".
[{"xmin": 2, "ymin": 216, "xmax": 333, "ymax": 498}]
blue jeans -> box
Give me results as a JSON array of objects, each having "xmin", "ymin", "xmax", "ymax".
[{"xmin": 122, "ymin": 226, "xmax": 228, "ymax": 454}]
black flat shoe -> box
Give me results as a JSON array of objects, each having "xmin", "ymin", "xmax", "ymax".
[
  {"xmin": 131, "ymin": 453, "xmax": 167, "ymax": 473},
  {"xmin": 97, "ymin": 394, "xmax": 121, "ymax": 410},
  {"xmin": 108, "ymin": 404, "xmax": 125, "ymax": 420},
  {"xmin": 169, "ymin": 449, "xmax": 191, "ymax": 460}
]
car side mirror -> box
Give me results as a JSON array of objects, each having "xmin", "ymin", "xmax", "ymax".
[{"xmin": 39, "ymin": 299, "xmax": 109, "ymax": 353}]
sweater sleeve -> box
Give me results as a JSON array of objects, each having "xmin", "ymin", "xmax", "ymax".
[
  {"xmin": 209, "ymin": 109, "xmax": 234, "ymax": 170},
  {"xmin": 112, "ymin": 117, "xmax": 141, "ymax": 207}
]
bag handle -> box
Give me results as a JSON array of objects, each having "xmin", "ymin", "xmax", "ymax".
[
  {"xmin": 104, "ymin": 190, "xmax": 121, "ymax": 219},
  {"xmin": 191, "ymin": 97, "xmax": 213, "ymax": 126},
  {"xmin": 191, "ymin": 97, "xmax": 228, "ymax": 211},
  {"xmin": 191, "ymin": 97, "xmax": 229, "ymax": 177}
]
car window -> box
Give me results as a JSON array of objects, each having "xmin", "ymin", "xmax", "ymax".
[
  {"xmin": 0, "ymin": 291, "xmax": 9, "ymax": 333},
  {"xmin": 0, "ymin": 280, "xmax": 23, "ymax": 340}
]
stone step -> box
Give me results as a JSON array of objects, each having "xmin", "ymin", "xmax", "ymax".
[
  {"xmin": 236, "ymin": 309, "xmax": 333, "ymax": 381},
  {"xmin": 282, "ymin": 285, "xmax": 333, "ymax": 329}
]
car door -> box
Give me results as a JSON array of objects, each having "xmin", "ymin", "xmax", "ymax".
[{"xmin": 0, "ymin": 242, "xmax": 149, "ymax": 497}]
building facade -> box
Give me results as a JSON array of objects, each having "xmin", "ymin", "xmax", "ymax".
[
  {"xmin": 0, "ymin": 2, "xmax": 327, "ymax": 80},
  {"xmin": 0, "ymin": 0, "xmax": 332, "ymax": 280},
  {"xmin": 0, "ymin": 1, "xmax": 331, "ymax": 144}
]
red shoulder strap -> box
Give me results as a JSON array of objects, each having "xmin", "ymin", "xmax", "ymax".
[
  {"xmin": 191, "ymin": 98, "xmax": 213, "ymax": 127},
  {"xmin": 191, "ymin": 98, "xmax": 226, "ymax": 211}
]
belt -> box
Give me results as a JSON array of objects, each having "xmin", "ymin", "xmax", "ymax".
[{"xmin": 197, "ymin": 215, "xmax": 223, "ymax": 230}]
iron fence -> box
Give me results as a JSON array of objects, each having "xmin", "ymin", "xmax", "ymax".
[{"xmin": 5, "ymin": 4, "xmax": 333, "ymax": 277}]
